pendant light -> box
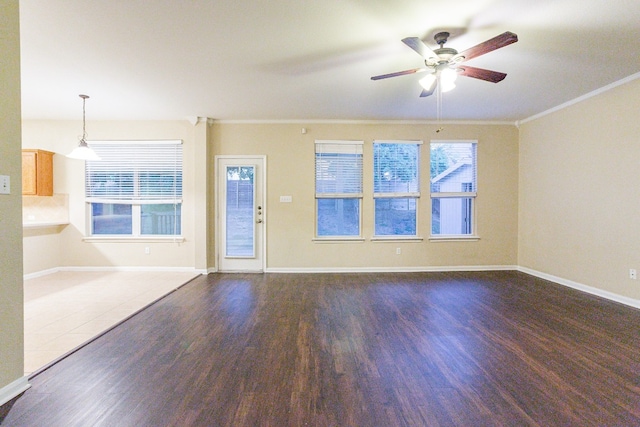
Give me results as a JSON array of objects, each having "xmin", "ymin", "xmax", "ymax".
[{"xmin": 67, "ymin": 94, "xmax": 100, "ymax": 160}]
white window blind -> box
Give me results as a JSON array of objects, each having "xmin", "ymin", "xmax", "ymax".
[
  {"xmin": 373, "ymin": 140, "xmax": 421, "ymax": 196},
  {"xmin": 372, "ymin": 141, "xmax": 421, "ymax": 237},
  {"xmin": 85, "ymin": 140, "xmax": 183, "ymax": 203},
  {"xmin": 315, "ymin": 140, "xmax": 363, "ymax": 197}
]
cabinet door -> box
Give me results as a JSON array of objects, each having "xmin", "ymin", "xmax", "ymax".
[
  {"xmin": 22, "ymin": 149, "xmax": 54, "ymax": 196},
  {"xmin": 22, "ymin": 151, "xmax": 38, "ymax": 195},
  {"xmin": 36, "ymin": 151, "xmax": 54, "ymax": 195}
]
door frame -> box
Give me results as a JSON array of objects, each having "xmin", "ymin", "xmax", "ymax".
[{"xmin": 215, "ymin": 155, "xmax": 267, "ymax": 272}]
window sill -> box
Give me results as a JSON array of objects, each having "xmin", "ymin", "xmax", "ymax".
[
  {"xmin": 312, "ymin": 237, "xmax": 365, "ymax": 243},
  {"xmin": 429, "ymin": 235, "xmax": 480, "ymax": 242},
  {"xmin": 371, "ymin": 236, "xmax": 424, "ymax": 242},
  {"xmin": 83, "ymin": 236, "xmax": 185, "ymax": 243}
]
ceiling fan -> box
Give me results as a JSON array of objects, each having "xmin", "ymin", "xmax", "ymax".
[{"xmin": 371, "ymin": 31, "xmax": 518, "ymax": 97}]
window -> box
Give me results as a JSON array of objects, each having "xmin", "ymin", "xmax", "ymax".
[
  {"xmin": 430, "ymin": 141, "xmax": 477, "ymax": 236},
  {"xmin": 373, "ymin": 141, "xmax": 421, "ymax": 237},
  {"xmin": 85, "ymin": 140, "xmax": 183, "ymax": 237},
  {"xmin": 315, "ymin": 140, "xmax": 363, "ymax": 237}
]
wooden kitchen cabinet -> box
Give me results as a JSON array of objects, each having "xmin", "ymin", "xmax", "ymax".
[{"xmin": 22, "ymin": 149, "xmax": 54, "ymax": 196}]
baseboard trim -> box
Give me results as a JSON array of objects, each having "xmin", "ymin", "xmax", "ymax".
[
  {"xmin": 0, "ymin": 376, "xmax": 30, "ymax": 407},
  {"xmin": 518, "ymin": 266, "xmax": 640, "ymax": 310},
  {"xmin": 24, "ymin": 266, "xmax": 206, "ymax": 281},
  {"xmin": 265, "ymin": 265, "xmax": 518, "ymax": 273},
  {"xmin": 23, "ymin": 267, "xmax": 59, "ymax": 280}
]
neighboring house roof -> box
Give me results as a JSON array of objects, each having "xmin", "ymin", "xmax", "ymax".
[{"xmin": 431, "ymin": 158, "xmax": 472, "ymax": 184}]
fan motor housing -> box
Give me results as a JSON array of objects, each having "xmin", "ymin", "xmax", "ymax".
[{"xmin": 434, "ymin": 47, "xmax": 458, "ymax": 59}]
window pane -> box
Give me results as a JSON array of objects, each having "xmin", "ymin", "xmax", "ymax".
[
  {"xmin": 86, "ymin": 141, "xmax": 183, "ymax": 236},
  {"xmin": 430, "ymin": 142, "xmax": 476, "ymax": 236},
  {"xmin": 139, "ymin": 172, "xmax": 182, "ymax": 199},
  {"xmin": 375, "ymin": 198, "xmax": 416, "ymax": 236},
  {"xmin": 430, "ymin": 143, "xmax": 476, "ymax": 193},
  {"xmin": 141, "ymin": 204, "xmax": 181, "ymax": 235},
  {"xmin": 86, "ymin": 141, "xmax": 182, "ymax": 201},
  {"xmin": 315, "ymin": 152, "xmax": 363, "ymax": 194},
  {"xmin": 92, "ymin": 203, "xmax": 132, "ymax": 234},
  {"xmin": 87, "ymin": 172, "xmax": 134, "ymax": 200},
  {"xmin": 317, "ymin": 198, "xmax": 360, "ymax": 236},
  {"xmin": 431, "ymin": 197, "xmax": 473, "ymax": 235},
  {"xmin": 373, "ymin": 143, "xmax": 419, "ymax": 193},
  {"xmin": 226, "ymin": 166, "xmax": 255, "ymax": 257}
]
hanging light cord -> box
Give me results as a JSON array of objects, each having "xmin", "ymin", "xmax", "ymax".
[{"xmin": 80, "ymin": 94, "xmax": 89, "ymax": 142}]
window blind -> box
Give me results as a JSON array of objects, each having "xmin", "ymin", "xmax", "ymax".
[
  {"xmin": 373, "ymin": 141, "xmax": 421, "ymax": 196},
  {"xmin": 315, "ymin": 140, "xmax": 363, "ymax": 197},
  {"xmin": 85, "ymin": 140, "xmax": 183, "ymax": 203},
  {"xmin": 430, "ymin": 142, "xmax": 477, "ymax": 194}
]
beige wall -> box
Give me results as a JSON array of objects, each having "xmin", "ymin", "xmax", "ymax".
[
  {"xmin": 21, "ymin": 81, "xmax": 639, "ymax": 301},
  {"xmin": 519, "ymin": 77, "xmax": 640, "ymax": 300},
  {"xmin": 22, "ymin": 120, "xmax": 519, "ymax": 273},
  {"xmin": 212, "ymin": 122, "xmax": 519, "ymax": 270},
  {"xmin": 22, "ymin": 227, "xmax": 65, "ymax": 274},
  {"xmin": 0, "ymin": 0, "xmax": 25, "ymax": 395},
  {"xmin": 21, "ymin": 119, "xmax": 209, "ymax": 273}
]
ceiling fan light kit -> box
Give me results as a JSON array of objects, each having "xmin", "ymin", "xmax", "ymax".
[
  {"xmin": 372, "ymin": 30, "xmax": 518, "ymax": 97},
  {"xmin": 439, "ymin": 67, "xmax": 458, "ymax": 92},
  {"xmin": 419, "ymin": 73, "xmax": 436, "ymax": 91}
]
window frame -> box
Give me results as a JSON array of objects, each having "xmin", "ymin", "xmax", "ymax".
[
  {"xmin": 83, "ymin": 140, "xmax": 184, "ymax": 241},
  {"xmin": 314, "ymin": 140, "xmax": 364, "ymax": 241},
  {"xmin": 372, "ymin": 140, "xmax": 422, "ymax": 240},
  {"xmin": 429, "ymin": 140, "xmax": 479, "ymax": 241}
]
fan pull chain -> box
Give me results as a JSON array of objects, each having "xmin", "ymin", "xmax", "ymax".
[{"xmin": 436, "ymin": 76, "xmax": 443, "ymax": 133}]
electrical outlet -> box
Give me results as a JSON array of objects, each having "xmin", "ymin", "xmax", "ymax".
[
  {"xmin": 396, "ymin": 247, "xmax": 401, "ymax": 255},
  {"xmin": 145, "ymin": 246, "xmax": 150, "ymax": 255},
  {"xmin": 630, "ymin": 269, "xmax": 637, "ymax": 280}
]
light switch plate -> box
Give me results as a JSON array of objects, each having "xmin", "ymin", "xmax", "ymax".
[
  {"xmin": 280, "ymin": 195, "xmax": 292, "ymax": 203},
  {"xmin": 0, "ymin": 175, "xmax": 10, "ymax": 195}
]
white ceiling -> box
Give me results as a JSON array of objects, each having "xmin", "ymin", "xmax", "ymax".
[{"xmin": 18, "ymin": 0, "xmax": 640, "ymax": 122}]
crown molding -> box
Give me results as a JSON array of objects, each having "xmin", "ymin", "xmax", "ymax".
[
  {"xmin": 212, "ymin": 119, "xmax": 516, "ymax": 126},
  {"xmin": 517, "ymin": 72, "xmax": 640, "ymax": 126}
]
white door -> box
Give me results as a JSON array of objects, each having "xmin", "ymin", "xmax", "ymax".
[{"xmin": 217, "ymin": 156, "xmax": 265, "ymax": 272}]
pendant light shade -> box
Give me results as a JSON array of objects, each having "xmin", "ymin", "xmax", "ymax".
[
  {"xmin": 67, "ymin": 94, "xmax": 101, "ymax": 160},
  {"xmin": 67, "ymin": 139, "xmax": 101, "ymax": 160}
]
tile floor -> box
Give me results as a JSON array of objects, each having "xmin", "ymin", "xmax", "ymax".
[{"xmin": 24, "ymin": 270, "xmax": 199, "ymax": 376}]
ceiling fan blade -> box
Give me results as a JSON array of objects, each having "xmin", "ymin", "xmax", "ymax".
[
  {"xmin": 457, "ymin": 65, "xmax": 507, "ymax": 83},
  {"xmin": 371, "ymin": 67, "xmax": 426, "ymax": 80},
  {"xmin": 456, "ymin": 31, "xmax": 518, "ymax": 63},
  {"xmin": 401, "ymin": 37, "xmax": 439, "ymax": 61}
]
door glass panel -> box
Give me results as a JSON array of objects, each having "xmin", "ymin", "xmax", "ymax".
[{"xmin": 225, "ymin": 166, "xmax": 255, "ymax": 257}]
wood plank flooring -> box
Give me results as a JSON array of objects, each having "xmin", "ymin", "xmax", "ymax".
[{"xmin": 2, "ymin": 271, "xmax": 640, "ymax": 426}]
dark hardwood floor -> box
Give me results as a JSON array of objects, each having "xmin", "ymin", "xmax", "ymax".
[{"xmin": 2, "ymin": 271, "xmax": 640, "ymax": 426}]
